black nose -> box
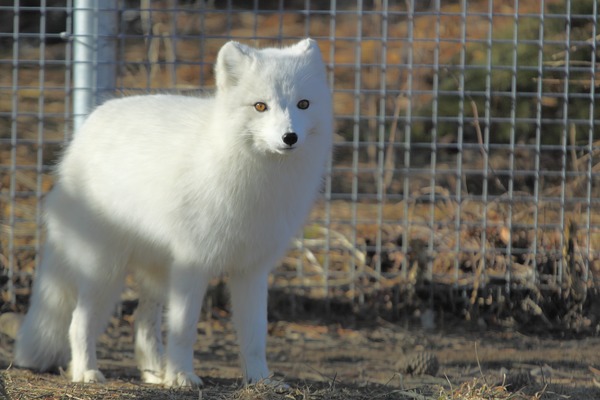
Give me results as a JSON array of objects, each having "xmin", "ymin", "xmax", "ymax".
[{"xmin": 282, "ymin": 132, "xmax": 298, "ymax": 146}]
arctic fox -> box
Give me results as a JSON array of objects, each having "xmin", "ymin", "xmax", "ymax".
[{"xmin": 14, "ymin": 38, "xmax": 333, "ymax": 388}]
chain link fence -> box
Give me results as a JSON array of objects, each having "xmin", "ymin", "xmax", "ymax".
[{"xmin": 1, "ymin": 0, "xmax": 599, "ymax": 327}]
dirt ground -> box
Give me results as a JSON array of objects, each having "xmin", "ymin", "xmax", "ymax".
[
  {"xmin": 2, "ymin": 2, "xmax": 600, "ymax": 399},
  {"xmin": 1, "ymin": 310, "xmax": 600, "ymax": 400}
]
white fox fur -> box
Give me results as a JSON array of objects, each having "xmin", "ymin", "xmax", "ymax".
[{"xmin": 14, "ymin": 38, "xmax": 333, "ymax": 388}]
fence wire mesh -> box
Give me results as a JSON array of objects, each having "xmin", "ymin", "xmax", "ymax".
[{"xmin": 1, "ymin": 0, "xmax": 599, "ymax": 325}]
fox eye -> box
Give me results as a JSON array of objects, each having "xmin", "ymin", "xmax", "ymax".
[
  {"xmin": 254, "ymin": 102, "xmax": 268, "ymax": 112},
  {"xmin": 297, "ymin": 99, "xmax": 310, "ymax": 110}
]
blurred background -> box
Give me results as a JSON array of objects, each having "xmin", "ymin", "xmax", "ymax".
[{"xmin": 1, "ymin": 0, "xmax": 599, "ymax": 332}]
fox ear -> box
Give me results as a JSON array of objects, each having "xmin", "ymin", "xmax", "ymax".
[
  {"xmin": 294, "ymin": 38, "xmax": 324, "ymax": 61},
  {"xmin": 295, "ymin": 38, "xmax": 319, "ymax": 53},
  {"xmin": 216, "ymin": 41, "xmax": 254, "ymax": 90}
]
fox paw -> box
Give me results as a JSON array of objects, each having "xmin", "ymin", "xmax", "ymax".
[
  {"xmin": 141, "ymin": 370, "xmax": 163, "ymax": 385},
  {"xmin": 72, "ymin": 369, "xmax": 106, "ymax": 383},
  {"xmin": 163, "ymin": 371, "xmax": 203, "ymax": 388}
]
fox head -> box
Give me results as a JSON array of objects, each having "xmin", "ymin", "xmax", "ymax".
[{"xmin": 214, "ymin": 39, "xmax": 333, "ymax": 156}]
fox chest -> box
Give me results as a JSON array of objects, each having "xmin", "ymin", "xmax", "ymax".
[{"xmin": 178, "ymin": 180, "xmax": 307, "ymax": 270}]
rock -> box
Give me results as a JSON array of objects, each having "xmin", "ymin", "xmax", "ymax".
[{"xmin": 396, "ymin": 351, "xmax": 439, "ymax": 376}]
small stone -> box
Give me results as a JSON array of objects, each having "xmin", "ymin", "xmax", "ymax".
[{"xmin": 396, "ymin": 351, "xmax": 439, "ymax": 376}]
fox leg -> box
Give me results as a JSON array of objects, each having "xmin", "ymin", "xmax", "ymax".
[
  {"xmin": 133, "ymin": 267, "xmax": 166, "ymax": 384},
  {"xmin": 68, "ymin": 273, "xmax": 125, "ymax": 383},
  {"xmin": 229, "ymin": 269, "xmax": 271, "ymax": 383},
  {"xmin": 163, "ymin": 264, "xmax": 208, "ymax": 388}
]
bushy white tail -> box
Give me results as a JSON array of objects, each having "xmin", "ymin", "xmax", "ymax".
[{"xmin": 14, "ymin": 244, "xmax": 75, "ymax": 371}]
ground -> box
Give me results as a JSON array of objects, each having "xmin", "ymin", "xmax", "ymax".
[
  {"xmin": 1, "ymin": 312, "xmax": 600, "ymax": 399},
  {"xmin": 1, "ymin": 2, "xmax": 600, "ymax": 399}
]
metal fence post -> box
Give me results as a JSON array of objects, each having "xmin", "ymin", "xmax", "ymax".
[{"xmin": 72, "ymin": 0, "xmax": 117, "ymax": 133}]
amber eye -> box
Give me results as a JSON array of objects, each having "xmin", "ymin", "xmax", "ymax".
[
  {"xmin": 254, "ymin": 102, "xmax": 267, "ymax": 112},
  {"xmin": 297, "ymin": 99, "xmax": 310, "ymax": 110}
]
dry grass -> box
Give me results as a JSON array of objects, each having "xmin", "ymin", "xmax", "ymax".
[
  {"xmin": 0, "ymin": 369, "xmax": 550, "ymax": 400},
  {"xmin": 438, "ymin": 379, "xmax": 544, "ymax": 400}
]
